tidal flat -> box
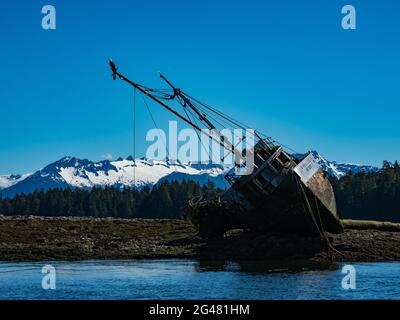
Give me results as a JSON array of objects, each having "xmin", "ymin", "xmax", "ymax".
[{"xmin": 1, "ymin": 216, "xmax": 400, "ymax": 265}]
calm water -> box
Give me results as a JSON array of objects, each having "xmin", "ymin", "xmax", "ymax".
[{"xmin": 0, "ymin": 259, "xmax": 399, "ymax": 300}]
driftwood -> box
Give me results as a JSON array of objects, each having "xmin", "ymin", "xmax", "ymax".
[{"xmin": 342, "ymin": 219, "xmax": 400, "ymax": 232}]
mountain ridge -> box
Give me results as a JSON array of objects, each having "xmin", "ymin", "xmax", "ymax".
[
  {"xmin": 0, "ymin": 156, "xmax": 228, "ymax": 198},
  {"xmin": 0, "ymin": 153, "xmax": 379, "ymax": 198}
]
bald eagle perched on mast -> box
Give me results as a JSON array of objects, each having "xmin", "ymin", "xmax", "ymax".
[{"xmin": 109, "ymin": 59, "xmax": 118, "ymax": 80}]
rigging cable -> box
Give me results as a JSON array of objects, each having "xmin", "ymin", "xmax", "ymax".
[
  {"xmin": 141, "ymin": 92, "xmax": 228, "ymax": 190},
  {"xmin": 133, "ymin": 88, "xmax": 137, "ymax": 214},
  {"xmin": 138, "ymin": 91, "xmax": 181, "ymax": 177},
  {"xmin": 182, "ymin": 91, "xmax": 301, "ymax": 155},
  {"xmin": 295, "ymin": 173, "xmax": 343, "ymax": 260},
  {"xmin": 183, "ymin": 106, "xmax": 230, "ymax": 190}
]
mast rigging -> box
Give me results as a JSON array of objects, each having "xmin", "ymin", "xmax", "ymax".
[{"xmin": 109, "ymin": 59, "xmax": 250, "ymax": 167}]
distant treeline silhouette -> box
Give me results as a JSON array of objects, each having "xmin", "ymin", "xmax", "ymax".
[
  {"xmin": 1, "ymin": 161, "xmax": 400, "ymax": 222},
  {"xmin": 332, "ymin": 161, "xmax": 400, "ymax": 222},
  {"xmin": 0, "ymin": 180, "xmax": 221, "ymax": 219}
]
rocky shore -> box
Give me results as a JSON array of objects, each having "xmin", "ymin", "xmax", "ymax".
[
  {"xmin": 0, "ymin": 216, "xmax": 199, "ymax": 261},
  {"xmin": 1, "ymin": 215, "xmax": 400, "ymax": 265}
]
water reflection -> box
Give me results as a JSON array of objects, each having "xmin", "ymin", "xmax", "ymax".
[
  {"xmin": 195, "ymin": 259, "xmax": 339, "ymax": 273},
  {"xmin": 0, "ymin": 260, "xmax": 398, "ymax": 299}
]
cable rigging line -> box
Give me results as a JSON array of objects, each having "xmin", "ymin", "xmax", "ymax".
[
  {"xmin": 183, "ymin": 105, "xmax": 230, "ymax": 190},
  {"xmin": 138, "ymin": 91, "xmax": 182, "ymax": 176},
  {"xmin": 182, "ymin": 91, "xmax": 251, "ymax": 130},
  {"xmin": 133, "ymin": 88, "xmax": 137, "ymax": 214},
  {"xmin": 182, "ymin": 91, "xmax": 301, "ymax": 155}
]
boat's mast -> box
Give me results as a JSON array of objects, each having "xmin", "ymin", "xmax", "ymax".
[
  {"xmin": 159, "ymin": 73, "xmax": 216, "ymax": 130},
  {"xmin": 159, "ymin": 73, "xmax": 248, "ymax": 159},
  {"xmin": 109, "ymin": 60, "xmax": 204, "ymax": 132},
  {"xmin": 109, "ymin": 60, "xmax": 242, "ymax": 161}
]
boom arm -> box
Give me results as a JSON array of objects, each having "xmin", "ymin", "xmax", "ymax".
[{"xmin": 109, "ymin": 59, "xmax": 244, "ymax": 164}]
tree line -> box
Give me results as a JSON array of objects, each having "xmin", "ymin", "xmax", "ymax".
[
  {"xmin": 0, "ymin": 180, "xmax": 221, "ymax": 219},
  {"xmin": 332, "ymin": 161, "xmax": 400, "ymax": 222},
  {"xmin": 1, "ymin": 161, "xmax": 400, "ymax": 222}
]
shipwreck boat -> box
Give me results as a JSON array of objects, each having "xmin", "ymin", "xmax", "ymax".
[
  {"xmin": 221, "ymin": 143, "xmax": 343, "ymax": 235},
  {"xmin": 109, "ymin": 60, "xmax": 343, "ymax": 237}
]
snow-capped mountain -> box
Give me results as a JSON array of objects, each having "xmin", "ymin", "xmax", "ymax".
[
  {"xmin": 307, "ymin": 151, "xmax": 379, "ymax": 179},
  {"xmin": 0, "ymin": 156, "xmax": 228, "ymax": 198},
  {"xmin": 0, "ymin": 174, "xmax": 32, "ymax": 190},
  {"xmin": 0, "ymin": 152, "xmax": 379, "ymax": 198}
]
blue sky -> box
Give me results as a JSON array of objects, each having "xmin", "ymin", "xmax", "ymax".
[{"xmin": 1, "ymin": 0, "xmax": 399, "ymax": 174}]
